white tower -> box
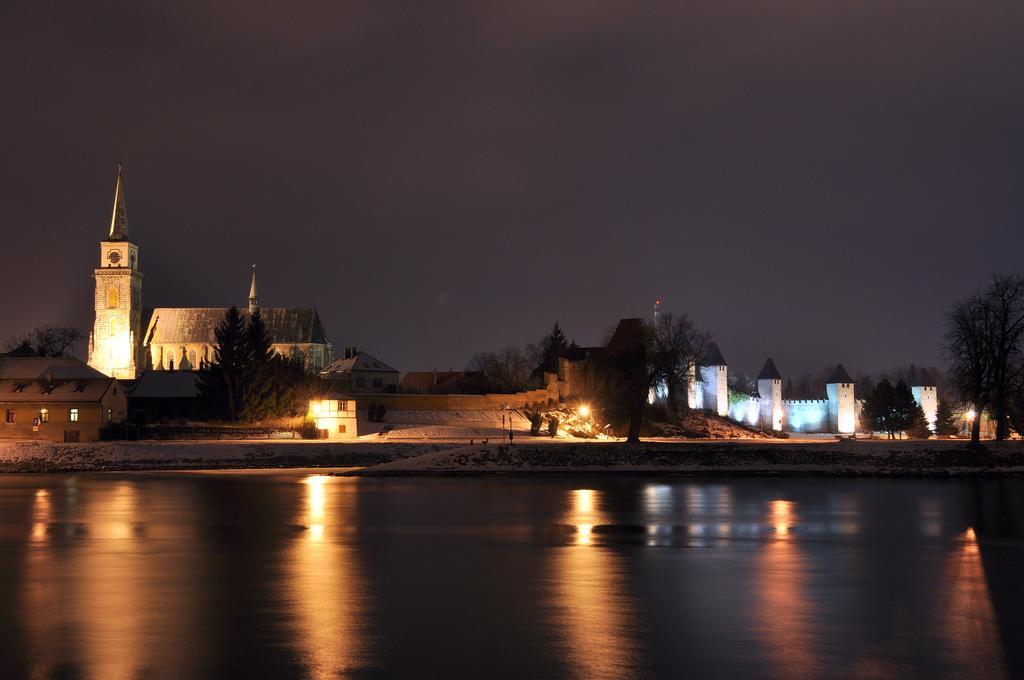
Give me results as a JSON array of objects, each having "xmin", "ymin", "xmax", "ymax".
[
  {"xmin": 826, "ymin": 363, "xmax": 856, "ymax": 434},
  {"xmin": 88, "ymin": 164, "xmax": 143, "ymax": 380},
  {"xmin": 912, "ymin": 386, "xmax": 938, "ymax": 433},
  {"xmin": 699, "ymin": 343, "xmax": 729, "ymax": 417},
  {"xmin": 757, "ymin": 358, "xmax": 783, "ymax": 431}
]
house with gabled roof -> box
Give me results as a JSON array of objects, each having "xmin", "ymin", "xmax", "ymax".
[
  {"xmin": 321, "ymin": 348, "xmax": 399, "ymax": 394},
  {"xmin": 0, "ymin": 355, "xmax": 126, "ymax": 442}
]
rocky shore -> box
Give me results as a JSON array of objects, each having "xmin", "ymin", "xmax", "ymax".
[
  {"xmin": 3, "ymin": 438, "xmax": 1024, "ymax": 476},
  {"xmin": 350, "ymin": 439, "xmax": 1024, "ymax": 477},
  {"xmin": 0, "ymin": 440, "xmax": 457, "ymax": 473}
]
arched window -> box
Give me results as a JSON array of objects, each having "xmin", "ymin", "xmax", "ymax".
[
  {"xmin": 107, "ymin": 286, "xmax": 119, "ymax": 309},
  {"xmin": 109, "ymin": 318, "xmax": 118, "ymax": 337}
]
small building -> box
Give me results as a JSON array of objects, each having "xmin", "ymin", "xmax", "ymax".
[
  {"xmin": 0, "ymin": 355, "xmax": 127, "ymax": 442},
  {"xmin": 124, "ymin": 370, "xmax": 201, "ymax": 422},
  {"xmin": 321, "ymin": 348, "xmax": 399, "ymax": 394},
  {"xmin": 309, "ymin": 394, "xmax": 358, "ymax": 439}
]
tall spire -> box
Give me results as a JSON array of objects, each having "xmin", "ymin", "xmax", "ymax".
[
  {"xmin": 108, "ymin": 162, "xmax": 129, "ymax": 240},
  {"xmin": 248, "ymin": 264, "xmax": 258, "ymax": 313}
]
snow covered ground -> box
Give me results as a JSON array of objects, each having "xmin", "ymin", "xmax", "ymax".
[
  {"xmin": 354, "ymin": 439, "xmax": 1024, "ymax": 477},
  {"xmin": 357, "ymin": 409, "xmax": 530, "ymax": 440},
  {"xmin": 3, "ymin": 435, "xmax": 1023, "ymax": 476},
  {"xmin": 0, "ymin": 440, "xmax": 458, "ymax": 472}
]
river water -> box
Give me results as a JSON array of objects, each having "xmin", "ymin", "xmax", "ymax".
[{"xmin": 0, "ymin": 471, "xmax": 1021, "ymax": 679}]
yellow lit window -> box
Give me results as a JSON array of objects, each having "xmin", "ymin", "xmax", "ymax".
[
  {"xmin": 39, "ymin": 408, "xmax": 49, "ymax": 423},
  {"xmin": 69, "ymin": 409, "xmax": 79, "ymax": 422}
]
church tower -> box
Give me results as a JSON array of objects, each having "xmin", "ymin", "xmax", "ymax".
[
  {"xmin": 88, "ymin": 164, "xmax": 143, "ymax": 379},
  {"xmin": 248, "ymin": 265, "xmax": 259, "ymax": 313}
]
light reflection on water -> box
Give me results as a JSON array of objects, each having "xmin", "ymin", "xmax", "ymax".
[
  {"xmin": 21, "ymin": 477, "xmax": 204, "ymax": 679},
  {"xmin": 756, "ymin": 499, "xmax": 820, "ymax": 678},
  {"xmin": 286, "ymin": 474, "xmax": 366, "ymax": 679},
  {"xmin": 1, "ymin": 474, "xmax": 1019, "ymax": 679},
  {"xmin": 558, "ymin": 487, "xmax": 638, "ymax": 679}
]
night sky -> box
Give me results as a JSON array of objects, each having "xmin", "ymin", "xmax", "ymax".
[{"xmin": 2, "ymin": 1, "xmax": 1022, "ymax": 379}]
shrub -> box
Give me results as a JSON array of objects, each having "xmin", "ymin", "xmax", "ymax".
[
  {"xmin": 299, "ymin": 416, "xmax": 319, "ymax": 439},
  {"xmin": 366, "ymin": 402, "xmax": 388, "ymax": 423},
  {"xmin": 547, "ymin": 416, "xmax": 560, "ymax": 437},
  {"xmin": 528, "ymin": 410, "xmax": 543, "ymax": 436}
]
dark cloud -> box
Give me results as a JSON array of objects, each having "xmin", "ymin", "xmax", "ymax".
[{"xmin": 1, "ymin": 1, "xmax": 1022, "ymax": 378}]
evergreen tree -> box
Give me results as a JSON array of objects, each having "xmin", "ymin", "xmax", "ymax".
[
  {"xmin": 907, "ymin": 403, "xmax": 933, "ymax": 439},
  {"xmin": 245, "ymin": 307, "xmax": 274, "ymax": 369},
  {"xmin": 861, "ymin": 378, "xmax": 895, "ymax": 437},
  {"xmin": 892, "ymin": 380, "xmax": 920, "ymax": 436},
  {"xmin": 539, "ymin": 322, "xmax": 569, "ymax": 374},
  {"xmin": 198, "ymin": 306, "xmax": 313, "ymax": 421},
  {"xmin": 243, "ymin": 310, "xmax": 316, "ymax": 421},
  {"xmin": 933, "ymin": 398, "xmax": 959, "ymax": 437},
  {"xmin": 862, "ymin": 378, "xmax": 920, "ymax": 438},
  {"xmin": 198, "ymin": 306, "xmax": 247, "ymax": 419},
  {"xmin": 240, "ymin": 308, "xmax": 276, "ymax": 420}
]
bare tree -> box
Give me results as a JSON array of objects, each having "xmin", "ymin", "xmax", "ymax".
[
  {"xmin": 946, "ymin": 276, "xmax": 1024, "ymax": 443},
  {"xmin": 647, "ymin": 312, "xmax": 711, "ymax": 419},
  {"xmin": 945, "ymin": 291, "xmax": 995, "ymax": 444},
  {"xmin": 4, "ymin": 326, "xmax": 82, "ymax": 357},
  {"xmin": 466, "ymin": 344, "xmax": 538, "ymax": 393},
  {"xmin": 978, "ymin": 275, "xmax": 1024, "ymax": 440}
]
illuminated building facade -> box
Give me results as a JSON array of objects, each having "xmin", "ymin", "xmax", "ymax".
[
  {"xmin": 87, "ymin": 165, "xmax": 143, "ymax": 380},
  {"xmin": 309, "ymin": 394, "xmax": 358, "ymax": 439},
  {"xmin": 86, "ymin": 168, "xmax": 333, "ymax": 378},
  {"xmin": 720, "ymin": 360, "xmax": 937, "ymax": 435}
]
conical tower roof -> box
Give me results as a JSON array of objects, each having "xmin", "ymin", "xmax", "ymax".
[
  {"xmin": 757, "ymin": 357, "xmax": 782, "ymax": 381},
  {"xmin": 108, "ymin": 163, "xmax": 129, "ymax": 240},
  {"xmin": 826, "ymin": 363, "xmax": 853, "ymax": 384},
  {"xmin": 247, "ymin": 265, "xmax": 259, "ymax": 313},
  {"xmin": 249, "ymin": 265, "xmax": 258, "ymax": 301},
  {"xmin": 699, "ymin": 342, "xmax": 727, "ymax": 367}
]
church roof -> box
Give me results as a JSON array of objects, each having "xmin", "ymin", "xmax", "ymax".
[
  {"xmin": 826, "ymin": 363, "xmax": 854, "ymax": 384},
  {"xmin": 143, "ymin": 308, "xmax": 330, "ymax": 346},
  {"xmin": 757, "ymin": 357, "xmax": 782, "ymax": 380},
  {"xmin": 700, "ymin": 342, "xmax": 727, "ymax": 367},
  {"xmin": 108, "ymin": 164, "xmax": 129, "ymax": 241},
  {"xmin": 322, "ymin": 351, "xmax": 398, "ymax": 376}
]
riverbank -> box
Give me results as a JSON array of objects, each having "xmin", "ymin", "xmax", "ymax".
[
  {"xmin": 350, "ymin": 439, "xmax": 1024, "ymax": 477},
  {"xmin": 3, "ymin": 438, "xmax": 1024, "ymax": 475},
  {"xmin": 0, "ymin": 440, "xmax": 459, "ymax": 472}
]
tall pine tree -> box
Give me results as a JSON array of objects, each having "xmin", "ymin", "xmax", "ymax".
[
  {"xmin": 240, "ymin": 308, "xmax": 276, "ymax": 420},
  {"xmin": 933, "ymin": 398, "xmax": 959, "ymax": 437},
  {"xmin": 198, "ymin": 306, "xmax": 247, "ymax": 419},
  {"xmin": 862, "ymin": 378, "xmax": 921, "ymax": 438},
  {"xmin": 907, "ymin": 403, "xmax": 933, "ymax": 439},
  {"xmin": 539, "ymin": 322, "xmax": 569, "ymax": 374}
]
